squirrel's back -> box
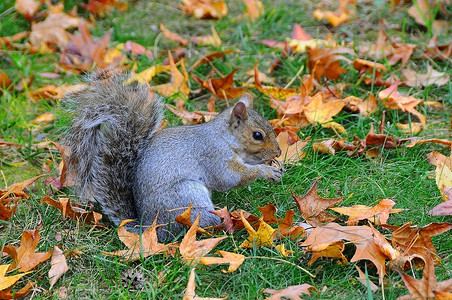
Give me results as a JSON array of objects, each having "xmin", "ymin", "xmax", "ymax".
[{"xmin": 64, "ymin": 72, "xmax": 163, "ymax": 225}]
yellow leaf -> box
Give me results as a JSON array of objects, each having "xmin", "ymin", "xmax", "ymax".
[
  {"xmin": 0, "ymin": 264, "xmax": 31, "ymax": 290},
  {"xmin": 239, "ymin": 212, "xmax": 275, "ymax": 248}
]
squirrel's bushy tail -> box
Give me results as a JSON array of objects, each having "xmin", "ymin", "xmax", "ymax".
[{"xmin": 64, "ymin": 71, "xmax": 163, "ymax": 225}]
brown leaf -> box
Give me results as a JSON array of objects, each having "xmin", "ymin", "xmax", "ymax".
[
  {"xmin": 0, "ymin": 174, "xmax": 45, "ymax": 200},
  {"xmin": 180, "ymin": 0, "xmax": 227, "ymax": 19},
  {"xmin": 402, "ymin": 64, "xmax": 450, "ymax": 87},
  {"xmin": 180, "ymin": 215, "xmax": 226, "ymax": 262},
  {"xmin": 291, "ymin": 178, "xmax": 343, "ymax": 227},
  {"xmin": 307, "ymin": 47, "xmax": 354, "ymax": 81},
  {"xmin": 229, "ymin": 209, "xmax": 260, "ymax": 231},
  {"xmin": 355, "ymin": 265, "xmax": 378, "ymax": 292},
  {"xmin": 276, "ymin": 132, "xmax": 309, "ymax": 164},
  {"xmin": 210, "ymin": 207, "xmax": 234, "ymax": 234},
  {"xmin": 405, "ymin": 138, "xmax": 452, "ymax": 148},
  {"xmin": 164, "ymin": 104, "xmax": 218, "ymax": 125},
  {"xmin": 257, "ymin": 203, "xmax": 280, "ymax": 224},
  {"xmin": 159, "ymin": 23, "xmax": 189, "ymax": 46},
  {"xmin": 183, "ymin": 269, "xmax": 226, "ymax": 300},
  {"xmin": 48, "ymin": 246, "xmax": 69, "ymax": 289},
  {"xmin": 151, "ymin": 52, "xmax": 190, "ymax": 99},
  {"xmin": 352, "ymin": 58, "xmax": 391, "ymax": 86},
  {"xmin": 15, "ymin": 0, "xmax": 43, "ymax": 19},
  {"xmin": 191, "ymin": 50, "xmax": 234, "ymax": 69},
  {"xmin": 429, "ymin": 199, "xmax": 452, "ymax": 216},
  {"xmin": 329, "ymin": 198, "xmax": 399, "ymax": 225},
  {"xmin": 313, "ymin": 0, "xmax": 356, "ymax": 27},
  {"xmin": 192, "ymin": 69, "xmax": 245, "ymax": 100},
  {"xmin": 396, "ymin": 253, "xmax": 452, "ymax": 299},
  {"xmin": 264, "ymin": 284, "xmax": 316, "ymax": 300},
  {"xmin": 0, "ymin": 72, "xmax": 13, "ymax": 91},
  {"xmin": 423, "ymin": 35, "xmax": 452, "ymax": 61},
  {"xmin": 277, "ymin": 209, "xmax": 306, "ymax": 240},
  {"xmin": 102, "ymin": 218, "xmax": 171, "ymax": 261},
  {"xmin": 29, "ymin": 3, "xmax": 83, "ymax": 52},
  {"xmin": 199, "ymin": 250, "xmax": 246, "ymax": 273},
  {"xmin": 3, "ymin": 229, "xmax": 52, "ymax": 272},
  {"xmin": 391, "ymin": 222, "xmax": 452, "ymax": 268},
  {"xmin": 307, "ymin": 240, "xmax": 347, "ymax": 265},
  {"xmin": 344, "ymin": 94, "xmax": 378, "ymax": 117},
  {"xmin": 40, "ymin": 196, "xmax": 102, "ymax": 225}
]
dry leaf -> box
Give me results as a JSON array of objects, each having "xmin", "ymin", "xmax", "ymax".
[
  {"xmin": 0, "ymin": 264, "xmax": 31, "ymax": 291},
  {"xmin": 199, "ymin": 250, "xmax": 246, "ymax": 273},
  {"xmin": 355, "ymin": 265, "xmax": 378, "ymax": 292},
  {"xmin": 15, "ymin": 0, "xmax": 43, "ymax": 19},
  {"xmin": 405, "ymin": 138, "xmax": 452, "ymax": 148},
  {"xmin": 127, "ymin": 65, "xmax": 171, "ymax": 84},
  {"xmin": 192, "ymin": 69, "xmax": 245, "ymax": 100},
  {"xmin": 191, "ymin": 50, "xmax": 234, "ymax": 69},
  {"xmin": 180, "ymin": 0, "xmax": 227, "ymax": 19},
  {"xmin": 180, "ymin": 215, "xmax": 226, "ymax": 262},
  {"xmin": 291, "ymin": 178, "xmax": 343, "ymax": 227},
  {"xmin": 102, "ymin": 218, "xmax": 170, "ymax": 261},
  {"xmin": 242, "ymin": 0, "xmax": 264, "ymax": 20},
  {"xmin": 31, "ymin": 112, "xmax": 54, "ymax": 124},
  {"xmin": 276, "ymin": 132, "xmax": 309, "ymax": 164},
  {"xmin": 313, "ymin": 0, "xmax": 356, "ymax": 27},
  {"xmin": 277, "ymin": 209, "xmax": 306, "ymax": 240},
  {"xmin": 344, "ymin": 94, "xmax": 378, "ymax": 117},
  {"xmin": 209, "ymin": 207, "xmax": 234, "ymax": 234},
  {"xmin": 3, "ymin": 230, "xmax": 52, "ymax": 272},
  {"xmin": 329, "ymin": 198, "xmax": 399, "ymax": 225},
  {"xmin": 307, "ymin": 240, "xmax": 347, "ymax": 265},
  {"xmin": 41, "ymin": 196, "xmax": 102, "ymax": 225},
  {"xmin": 307, "ymin": 47, "xmax": 354, "ymax": 81},
  {"xmin": 160, "ymin": 23, "xmax": 189, "ymax": 45},
  {"xmin": 239, "ymin": 212, "xmax": 276, "ymax": 248},
  {"xmin": 427, "ymin": 151, "xmax": 452, "ymax": 202},
  {"xmin": 183, "ymin": 269, "xmax": 226, "ymax": 300},
  {"xmin": 423, "ymin": 35, "xmax": 452, "ymax": 61},
  {"xmin": 264, "ymin": 284, "xmax": 316, "ymax": 300},
  {"xmin": 191, "ymin": 26, "xmax": 222, "ymax": 47},
  {"xmin": 396, "ymin": 122, "xmax": 424, "ymax": 135},
  {"xmin": 257, "ymin": 203, "xmax": 280, "ymax": 224},
  {"xmin": 275, "ymin": 244, "xmax": 294, "ymax": 257},
  {"xmin": 48, "ymin": 247, "xmax": 69, "ymax": 289},
  {"xmin": 402, "ymin": 64, "xmax": 450, "ymax": 87},
  {"xmin": 151, "ymin": 52, "xmax": 190, "ymax": 99}
]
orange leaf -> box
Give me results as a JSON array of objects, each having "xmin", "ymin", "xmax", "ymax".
[
  {"xmin": 209, "ymin": 207, "xmax": 234, "ymax": 234},
  {"xmin": 257, "ymin": 203, "xmax": 280, "ymax": 224},
  {"xmin": 15, "ymin": 0, "xmax": 42, "ymax": 19},
  {"xmin": 193, "ymin": 69, "xmax": 245, "ymax": 100},
  {"xmin": 41, "ymin": 196, "xmax": 102, "ymax": 225},
  {"xmin": 191, "ymin": 50, "xmax": 234, "ymax": 69},
  {"xmin": 242, "ymin": 0, "xmax": 264, "ymax": 20},
  {"xmin": 277, "ymin": 209, "xmax": 305, "ymax": 240},
  {"xmin": 276, "ymin": 132, "xmax": 309, "ymax": 164},
  {"xmin": 0, "ymin": 264, "xmax": 31, "ymax": 290},
  {"xmin": 180, "ymin": 215, "xmax": 226, "ymax": 262},
  {"xmin": 291, "ymin": 178, "xmax": 342, "ymax": 227},
  {"xmin": 199, "ymin": 250, "xmax": 246, "ymax": 273},
  {"xmin": 179, "ymin": 0, "xmax": 227, "ymax": 19},
  {"xmin": 307, "ymin": 240, "xmax": 347, "ymax": 265},
  {"xmin": 307, "ymin": 47, "xmax": 354, "ymax": 81},
  {"xmin": 159, "ymin": 23, "xmax": 189, "ymax": 45},
  {"xmin": 48, "ymin": 246, "xmax": 69, "ymax": 289},
  {"xmin": 102, "ymin": 218, "xmax": 171, "ymax": 261},
  {"xmin": 3, "ymin": 230, "xmax": 52, "ymax": 272},
  {"xmin": 264, "ymin": 284, "xmax": 316, "ymax": 300},
  {"xmin": 151, "ymin": 52, "xmax": 190, "ymax": 99}
]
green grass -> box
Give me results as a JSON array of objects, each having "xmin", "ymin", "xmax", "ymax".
[{"xmin": 1, "ymin": 0, "xmax": 452, "ymax": 299}]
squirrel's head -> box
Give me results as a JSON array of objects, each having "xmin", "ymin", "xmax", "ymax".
[{"xmin": 229, "ymin": 93, "xmax": 281, "ymax": 165}]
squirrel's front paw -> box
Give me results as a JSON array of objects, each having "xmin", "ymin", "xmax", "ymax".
[{"xmin": 263, "ymin": 160, "xmax": 284, "ymax": 182}]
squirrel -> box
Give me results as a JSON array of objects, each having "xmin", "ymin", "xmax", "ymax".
[{"xmin": 64, "ymin": 71, "xmax": 283, "ymax": 240}]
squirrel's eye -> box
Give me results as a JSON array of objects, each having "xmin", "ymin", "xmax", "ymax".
[{"xmin": 252, "ymin": 131, "xmax": 264, "ymax": 141}]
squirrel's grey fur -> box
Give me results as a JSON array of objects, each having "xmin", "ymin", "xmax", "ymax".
[{"xmin": 64, "ymin": 71, "xmax": 282, "ymax": 240}]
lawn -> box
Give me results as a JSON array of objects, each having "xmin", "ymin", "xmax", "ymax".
[{"xmin": 1, "ymin": 0, "xmax": 451, "ymax": 299}]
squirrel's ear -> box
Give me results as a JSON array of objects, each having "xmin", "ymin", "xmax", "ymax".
[
  {"xmin": 238, "ymin": 92, "xmax": 253, "ymax": 108},
  {"xmin": 230, "ymin": 101, "xmax": 248, "ymax": 126}
]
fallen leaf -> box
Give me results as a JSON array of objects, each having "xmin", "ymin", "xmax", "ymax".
[
  {"xmin": 402, "ymin": 64, "xmax": 450, "ymax": 87},
  {"xmin": 0, "ymin": 72, "xmax": 13, "ymax": 91},
  {"xmin": 275, "ymin": 244, "xmax": 294, "ymax": 257},
  {"xmin": 199, "ymin": 250, "xmax": 246, "ymax": 273},
  {"xmin": 307, "ymin": 240, "xmax": 347, "ymax": 265},
  {"xmin": 423, "ymin": 35, "xmax": 452, "ymax": 61},
  {"xmin": 15, "ymin": 0, "xmax": 43, "ymax": 19},
  {"xmin": 82, "ymin": 0, "xmax": 128, "ymax": 16},
  {"xmin": 407, "ymin": 0, "xmax": 449, "ymax": 35},
  {"xmin": 405, "ymin": 138, "xmax": 452, "ymax": 148},
  {"xmin": 159, "ymin": 23, "xmax": 189, "ymax": 46},
  {"xmin": 29, "ymin": 3, "xmax": 83, "ymax": 52},
  {"xmin": 180, "ymin": 215, "xmax": 226, "ymax": 262},
  {"xmin": 164, "ymin": 104, "xmax": 218, "ymax": 125},
  {"xmin": 355, "ymin": 265, "xmax": 378, "ymax": 292},
  {"xmin": 307, "ymin": 47, "xmax": 354, "ymax": 81},
  {"xmin": 239, "ymin": 212, "xmax": 276, "ymax": 248},
  {"xmin": 257, "ymin": 203, "xmax": 280, "ymax": 224},
  {"xmin": 183, "ymin": 269, "xmax": 226, "ymax": 300},
  {"xmin": 276, "ymin": 132, "xmax": 309, "ymax": 164},
  {"xmin": 31, "ymin": 112, "xmax": 54, "ymax": 124},
  {"xmin": 41, "ymin": 196, "xmax": 102, "ymax": 225},
  {"xmin": 0, "ymin": 264, "xmax": 31, "ymax": 291},
  {"xmin": 192, "ymin": 69, "xmax": 245, "ymax": 100},
  {"xmin": 352, "ymin": 58, "xmax": 391, "ymax": 86},
  {"xmin": 329, "ymin": 198, "xmax": 399, "ymax": 225},
  {"xmin": 427, "ymin": 151, "xmax": 452, "ymax": 201},
  {"xmin": 180, "ymin": 0, "xmax": 227, "ymax": 19},
  {"xmin": 378, "ymin": 81, "xmax": 426, "ymax": 124},
  {"xmin": 3, "ymin": 230, "xmax": 52, "ymax": 272},
  {"xmin": 48, "ymin": 247, "xmax": 69, "ymax": 289},
  {"xmin": 151, "ymin": 52, "xmax": 190, "ymax": 99},
  {"xmin": 191, "ymin": 26, "xmax": 222, "ymax": 47},
  {"xmin": 102, "ymin": 218, "xmax": 170, "ymax": 261},
  {"xmin": 344, "ymin": 94, "xmax": 378, "ymax": 117},
  {"xmin": 191, "ymin": 50, "xmax": 234, "ymax": 69},
  {"xmin": 313, "ymin": 0, "xmax": 356, "ymax": 27},
  {"xmin": 0, "ymin": 174, "xmax": 45, "ymax": 200},
  {"xmin": 396, "ymin": 122, "xmax": 424, "ymax": 135},
  {"xmin": 264, "ymin": 284, "xmax": 316, "ymax": 300},
  {"xmin": 127, "ymin": 65, "xmax": 171, "ymax": 84},
  {"xmin": 302, "ymin": 93, "xmax": 347, "ymax": 133},
  {"xmin": 277, "ymin": 209, "xmax": 306, "ymax": 240},
  {"xmin": 209, "ymin": 207, "xmax": 234, "ymax": 234},
  {"xmin": 396, "ymin": 252, "xmax": 452, "ymax": 299},
  {"xmin": 291, "ymin": 178, "xmax": 343, "ymax": 227},
  {"xmin": 242, "ymin": 0, "xmax": 264, "ymax": 20}
]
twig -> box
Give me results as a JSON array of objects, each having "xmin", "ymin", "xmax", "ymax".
[{"xmin": 284, "ymin": 65, "xmax": 304, "ymax": 89}]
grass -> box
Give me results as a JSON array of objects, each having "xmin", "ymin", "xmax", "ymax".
[{"xmin": 1, "ymin": 0, "xmax": 452, "ymax": 299}]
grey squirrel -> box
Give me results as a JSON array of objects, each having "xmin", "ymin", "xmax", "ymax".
[{"xmin": 64, "ymin": 71, "xmax": 283, "ymax": 240}]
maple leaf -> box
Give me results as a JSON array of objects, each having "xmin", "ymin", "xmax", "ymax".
[
  {"xmin": 396, "ymin": 253, "xmax": 452, "ymax": 299},
  {"xmin": 276, "ymin": 132, "xmax": 309, "ymax": 164},
  {"xmin": 275, "ymin": 244, "xmax": 294, "ymax": 257},
  {"xmin": 48, "ymin": 246, "xmax": 69, "ymax": 289},
  {"xmin": 191, "ymin": 50, "xmax": 234, "ymax": 69},
  {"xmin": 378, "ymin": 81, "xmax": 426, "ymax": 124},
  {"xmin": 0, "ymin": 264, "xmax": 31, "ymax": 291},
  {"xmin": 199, "ymin": 250, "xmax": 246, "ymax": 273},
  {"xmin": 307, "ymin": 240, "xmax": 348, "ymax": 265},
  {"xmin": 102, "ymin": 218, "xmax": 171, "ymax": 261},
  {"xmin": 302, "ymin": 93, "xmax": 347, "ymax": 133},
  {"xmin": 27, "ymin": 83, "xmax": 86, "ymax": 102},
  {"xmin": 209, "ymin": 207, "xmax": 234, "ymax": 234},
  {"xmin": 276, "ymin": 209, "xmax": 305, "ymax": 240},
  {"xmin": 264, "ymin": 284, "xmax": 316, "ymax": 300},
  {"xmin": 313, "ymin": 0, "xmax": 356, "ymax": 27},
  {"xmin": 29, "ymin": 2, "xmax": 83, "ymax": 53},
  {"xmin": 180, "ymin": 215, "xmax": 226, "ymax": 262},
  {"xmin": 192, "ymin": 69, "xmax": 245, "ymax": 100},
  {"xmin": 183, "ymin": 269, "xmax": 226, "ymax": 300},
  {"xmin": 329, "ymin": 198, "xmax": 400, "ymax": 226},
  {"xmin": 175, "ymin": 203, "xmax": 208, "ymax": 234},
  {"xmin": 253, "ymin": 62, "xmax": 302, "ymax": 100},
  {"xmin": 427, "ymin": 150, "xmax": 452, "ymax": 202},
  {"xmin": 307, "ymin": 47, "xmax": 354, "ymax": 81},
  {"xmin": 423, "ymin": 35, "xmax": 452, "ymax": 61},
  {"xmin": 291, "ymin": 178, "xmax": 343, "ymax": 227},
  {"xmin": 407, "ymin": 0, "xmax": 449, "ymax": 35},
  {"xmin": 344, "ymin": 94, "xmax": 378, "ymax": 117},
  {"xmin": 242, "ymin": 0, "xmax": 264, "ymax": 20},
  {"xmin": 179, "ymin": 0, "xmax": 227, "ymax": 19},
  {"xmin": 257, "ymin": 203, "xmax": 280, "ymax": 224},
  {"xmin": 0, "ymin": 72, "xmax": 13, "ymax": 91},
  {"xmin": 3, "ymin": 230, "xmax": 52, "ymax": 272},
  {"xmin": 239, "ymin": 212, "xmax": 276, "ymax": 248},
  {"xmin": 352, "ymin": 58, "xmax": 391, "ymax": 86},
  {"xmin": 0, "ymin": 174, "xmax": 45, "ymax": 200},
  {"xmin": 402, "ymin": 64, "xmax": 450, "ymax": 87},
  {"xmin": 59, "ymin": 21, "xmax": 114, "ymax": 71},
  {"xmin": 41, "ymin": 196, "xmax": 102, "ymax": 225},
  {"xmin": 151, "ymin": 52, "xmax": 190, "ymax": 99},
  {"xmin": 390, "ymin": 222, "xmax": 452, "ymax": 268}
]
